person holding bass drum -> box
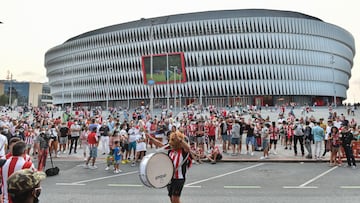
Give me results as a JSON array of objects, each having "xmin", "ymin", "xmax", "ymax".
[{"xmin": 147, "ymin": 129, "xmax": 191, "ymax": 203}]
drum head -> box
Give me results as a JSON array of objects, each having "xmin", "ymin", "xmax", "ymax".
[{"xmin": 139, "ymin": 153, "xmax": 174, "ymax": 188}]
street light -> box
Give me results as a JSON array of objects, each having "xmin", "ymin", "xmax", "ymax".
[
  {"xmin": 62, "ymin": 68, "xmax": 65, "ymax": 110},
  {"xmin": 166, "ymin": 54, "xmax": 170, "ymax": 111},
  {"xmin": 198, "ymin": 54, "xmax": 203, "ymax": 106},
  {"xmin": 149, "ymin": 20, "xmax": 155, "ymax": 114},
  {"xmin": 7, "ymin": 72, "xmax": 13, "ymax": 107},
  {"xmin": 171, "ymin": 66, "xmax": 178, "ymax": 113},
  {"xmin": 106, "ymin": 67, "xmax": 113, "ymax": 114},
  {"xmin": 71, "ymin": 68, "xmax": 74, "ymax": 112},
  {"xmin": 330, "ymin": 55, "xmax": 336, "ymax": 108}
]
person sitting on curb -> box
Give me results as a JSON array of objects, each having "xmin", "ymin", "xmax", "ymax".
[{"xmin": 206, "ymin": 142, "xmax": 222, "ymax": 164}]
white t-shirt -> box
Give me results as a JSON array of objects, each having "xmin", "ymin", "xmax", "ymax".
[
  {"xmin": 0, "ymin": 134, "xmax": 8, "ymax": 158},
  {"xmin": 135, "ymin": 133, "xmax": 147, "ymax": 152}
]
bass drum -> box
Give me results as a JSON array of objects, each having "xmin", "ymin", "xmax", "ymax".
[{"xmin": 139, "ymin": 152, "xmax": 174, "ymax": 188}]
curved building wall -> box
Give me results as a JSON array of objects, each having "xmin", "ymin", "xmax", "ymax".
[{"xmin": 44, "ymin": 9, "xmax": 355, "ymax": 108}]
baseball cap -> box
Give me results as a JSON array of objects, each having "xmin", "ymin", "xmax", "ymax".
[{"xmin": 7, "ymin": 169, "xmax": 46, "ymax": 195}]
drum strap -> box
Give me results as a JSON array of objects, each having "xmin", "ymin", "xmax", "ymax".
[
  {"xmin": 156, "ymin": 144, "xmax": 170, "ymax": 153},
  {"xmin": 174, "ymin": 152, "xmax": 189, "ymax": 172}
]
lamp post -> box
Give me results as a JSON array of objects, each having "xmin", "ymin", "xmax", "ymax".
[
  {"xmin": 170, "ymin": 66, "xmax": 178, "ymax": 113},
  {"xmin": 149, "ymin": 20, "xmax": 155, "ymax": 114},
  {"xmin": 71, "ymin": 68, "xmax": 74, "ymax": 113},
  {"xmin": 166, "ymin": 54, "xmax": 170, "ymax": 111},
  {"xmin": 62, "ymin": 68, "xmax": 65, "ymax": 110},
  {"xmin": 198, "ymin": 54, "xmax": 203, "ymax": 106},
  {"xmin": 8, "ymin": 72, "xmax": 13, "ymax": 107},
  {"xmin": 106, "ymin": 67, "xmax": 113, "ymax": 114},
  {"xmin": 330, "ymin": 55, "xmax": 336, "ymax": 108}
]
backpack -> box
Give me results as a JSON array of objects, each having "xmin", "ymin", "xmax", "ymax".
[{"xmin": 294, "ymin": 124, "xmax": 304, "ymax": 136}]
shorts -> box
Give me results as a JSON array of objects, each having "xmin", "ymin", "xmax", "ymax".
[
  {"xmin": 231, "ymin": 137, "xmax": 240, "ymax": 145},
  {"xmin": 221, "ymin": 134, "xmax": 229, "ymax": 142},
  {"xmin": 59, "ymin": 136, "xmax": 68, "ymax": 145},
  {"xmin": 188, "ymin": 136, "xmax": 196, "ymax": 144},
  {"xmin": 167, "ymin": 179, "xmax": 185, "ymax": 197},
  {"xmin": 196, "ymin": 136, "xmax": 205, "ymax": 144},
  {"xmin": 246, "ymin": 136, "xmax": 255, "ymax": 146},
  {"xmin": 270, "ymin": 139, "xmax": 278, "ymax": 145},
  {"xmin": 208, "ymin": 136, "xmax": 215, "ymax": 143},
  {"xmin": 115, "ymin": 160, "xmax": 121, "ymax": 164},
  {"xmin": 128, "ymin": 141, "xmax": 136, "ymax": 151},
  {"xmin": 89, "ymin": 146, "xmax": 98, "ymax": 158},
  {"xmin": 121, "ymin": 143, "xmax": 129, "ymax": 153},
  {"xmin": 262, "ymin": 139, "xmax": 269, "ymax": 150}
]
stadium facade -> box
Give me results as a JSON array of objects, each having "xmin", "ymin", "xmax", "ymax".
[{"xmin": 44, "ymin": 9, "xmax": 355, "ymax": 109}]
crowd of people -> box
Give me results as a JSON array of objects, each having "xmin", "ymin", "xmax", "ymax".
[{"xmin": 0, "ymin": 104, "xmax": 359, "ymax": 202}]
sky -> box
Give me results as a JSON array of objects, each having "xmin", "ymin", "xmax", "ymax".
[{"xmin": 0, "ymin": 0, "xmax": 359, "ymax": 103}]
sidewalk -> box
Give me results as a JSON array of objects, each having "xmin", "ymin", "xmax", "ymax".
[{"xmin": 51, "ymin": 141, "xmax": 340, "ymax": 163}]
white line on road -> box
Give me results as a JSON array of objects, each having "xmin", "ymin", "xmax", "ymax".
[
  {"xmin": 108, "ymin": 184, "xmax": 143, "ymax": 187},
  {"xmin": 185, "ymin": 163, "xmax": 264, "ymax": 187},
  {"xmin": 56, "ymin": 183, "xmax": 86, "ymax": 186},
  {"xmin": 283, "ymin": 186, "xmax": 318, "ymax": 189},
  {"xmin": 57, "ymin": 171, "xmax": 139, "ymax": 185},
  {"xmin": 283, "ymin": 166, "xmax": 338, "ymax": 189},
  {"xmin": 224, "ymin": 186, "xmax": 261, "ymax": 189},
  {"xmin": 340, "ymin": 186, "xmax": 360, "ymax": 189}
]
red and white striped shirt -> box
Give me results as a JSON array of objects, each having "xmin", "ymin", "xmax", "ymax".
[
  {"xmin": 169, "ymin": 149, "xmax": 189, "ymax": 180},
  {"xmin": 1, "ymin": 156, "xmax": 35, "ymax": 203}
]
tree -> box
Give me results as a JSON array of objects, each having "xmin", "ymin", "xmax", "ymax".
[{"xmin": 0, "ymin": 94, "xmax": 10, "ymax": 106}]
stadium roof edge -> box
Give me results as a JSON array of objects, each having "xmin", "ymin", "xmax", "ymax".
[{"xmin": 65, "ymin": 9, "xmax": 322, "ymax": 43}]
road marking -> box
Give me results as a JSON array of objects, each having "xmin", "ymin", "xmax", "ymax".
[
  {"xmin": 340, "ymin": 186, "xmax": 360, "ymax": 189},
  {"xmin": 56, "ymin": 183, "xmax": 86, "ymax": 186},
  {"xmin": 185, "ymin": 163, "xmax": 264, "ymax": 187},
  {"xmin": 224, "ymin": 186, "xmax": 261, "ymax": 189},
  {"xmin": 283, "ymin": 186, "xmax": 318, "ymax": 189},
  {"xmin": 57, "ymin": 171, "xmax": 138, "ymax": 185},
  {"xmin": 108, "ymin": 184, "xmax": 143, "ymax": 187},
  {"xmin": 185, "ymin": 185, "xmax": 201, "ymax": 188},
  {"xmin": 283, "ymin": 166, "xmax": 338, "ymax": 189}
]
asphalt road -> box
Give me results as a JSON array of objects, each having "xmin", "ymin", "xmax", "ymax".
[{"xmin": 40, "ymin": 160, "xmax": 360, "ymax": 203}]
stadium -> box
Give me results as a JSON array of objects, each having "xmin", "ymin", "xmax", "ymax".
[{"xmin": 44, "ymin": 9, "xmax": 355, "ymax": 110}]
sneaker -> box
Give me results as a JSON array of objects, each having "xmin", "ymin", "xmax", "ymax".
[
  {"xmin": 126, "ymin": 159, "xmax": 131, "ymax": 163},
  {"xmin": 273, "ymin": 151, "xmax": 277, "ymax": 155},
  {"xmin": 83, "ymin": 164, "xmax": 89, "ymax": 169},
  {"xmin": 260, "ymin": 156, "xmax": 266, "ymax": 160},
  {"xmin": 231, "ymin": 153, "xmax": 237, "ymax": 156},
  {"xmin": 84, "ymin": 157, "xmax": 87, "ymax": 161},
  {"xmin": 265, "ymin": 156, "xmax": 269, "ymax": 159},
  {"xmin": 89, "ymin": 165, "xmax": 98, "ymax": 169},
  {"xmin": 105, "ymin": 166, "xmax": 110, "ymax": 171},
  {"xmin": 251, "ymin": 152, "xmax": 254, "ymax": 156},
  {"xmin": 131, "ymin": 162, "xmax": 136, "ymax": 167},
  {"xmin": 118, "ymin": 169, "xmax": 122, "ymax": 172},
  {"xmin": 121, "ymin": 160, "xmax": 127, "ymax": 164},
  {"xmin": 211, "ymin": 161, "xmax": 216, "ymax": 164},
  {"xmin": 352, "ymin": 165, "xmax": 357, "ymax": 169},
  {"xmin": 114, "ymin": 170, "xmax": 119, "ymax": 174},
  {"xmin": 63, "ymin": 150, "xmax": 66, "ymax": 154}
]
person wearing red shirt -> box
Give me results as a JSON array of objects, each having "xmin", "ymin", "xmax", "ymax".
[
  {"xmin": 84, "ymin": 128, "xmax": 99, "ymax": 169},
  {"xmin": 269, "ymin": 121, "xmax": 279, "ymax": 155},
  {"xmin": 207, "ymin": 121, "xmax": 216, "ymax": 147},
  {"xmin": 1, "ymin": 141, "xmax": 35, "ymax": 203}
]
